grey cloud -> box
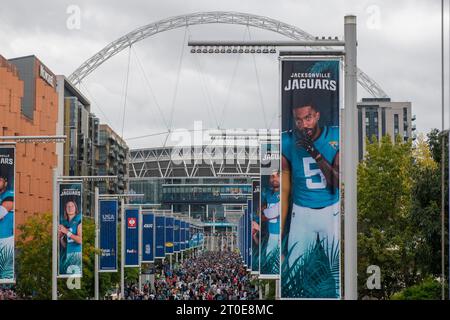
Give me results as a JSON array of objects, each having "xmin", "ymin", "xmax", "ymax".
[{"xmin": 0, "ymin": 0, "xmax": 445, "ymax": 149}]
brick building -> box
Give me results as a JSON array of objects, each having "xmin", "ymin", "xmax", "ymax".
[{"xmin": 0, "ymin": 54, "xmax": 58, "ymax": 228}]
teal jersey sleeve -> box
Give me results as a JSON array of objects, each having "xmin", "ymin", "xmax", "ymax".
[
  {"xmin": 0, "ymin": 190, "xmax": 14, "ymax": 238},
  {"xmin": 288, "ymin": 126, "xmax": 340, "ymax": 208},
  {"xmin": 0, "ymin": 189, "xmax": 14, "ymax": 204}
]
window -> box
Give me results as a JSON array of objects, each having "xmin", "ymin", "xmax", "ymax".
[
  {"xmin": 394, "ymin": 114, "xmax": 399, "ymax": 136},
  {"xmin": 365, "ymin": 108, "xmax": 379, "ymax": 141}
]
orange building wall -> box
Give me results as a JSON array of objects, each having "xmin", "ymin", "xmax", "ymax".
[{"xmin": 0, "ymin": 55, "xmax": 57, "ymax": 230}]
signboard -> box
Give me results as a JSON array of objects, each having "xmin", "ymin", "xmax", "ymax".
[
  {"xmin": 99, "ymin": 200, "xmax": 118, "ymax": 272},
  {"xmin": 165, "ymin": 217, "xmax": 174, "ymax": 255},
  {"xmin": 186, "ymin": 222, "xmax": 190, "ymax": 250},
  {"xmin": 174, "ymin": 219, "xmax": 180, "ymax": 252},
  {"xmin": 154, "ymin": 215, "xmax": 165, "ymax": 259},
  {"xmin": 0, "ymin": 146, "xmax": 15, "ymax": 283},
  {"xmin": 125, "ymin": 208, "xmax": 139, "ymax": 267},
  {"xmin": 142, "ymin": 212, "xmax": 155, "ymax": 263},
  {"xmin": 180, "ymin": 221, "xmax": 186, "ymax": 251},
  {"xmin": 58, "ymin": 183, "xmax": 83, "ymax": 277},
  {"xmin": 246, "ymin": 199, "xmax": 252, "ymax": 271},
  {"xmin": 251, "ymin": 180, "xmax": 260, "ymax": 274},
  {"xmin": 259, "ymin": 142, "xmax": 281, "ymax": 279},
  {"xmin": 280, "ymin": 58, "xmax": 342, "ymax": 299}
]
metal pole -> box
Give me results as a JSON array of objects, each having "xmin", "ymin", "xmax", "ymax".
[
  {"xmin": 212, "ymin": 209, "xmax": 216, "ymax": 251},
  {"xmin": 441, "ymin": 0, "xmax": 446, "ymax": 301},
  {"xmin": 448, "ymin": 0, "xmax": 450, "ymax": 300},
  {"xmin": 344, "ymin": 15, "xmax": 358, "ymax": 300},
  {"xmin": 120, "ymin": 198, "xmax": 125, "ymax": 299},
  {"xmin": 138, "ymin": 205, "xmax": 142, "ymax": 294},
  {"xmin": 231, "ymin": 226, "xmax": 234, "ymax": 251},
  {"xmin": 94, "ymin": 187, "xmax": 99, "ymax": 300},
  {"xmin": 52, "ymin": 169, "xmax": 58, "ymax": 300}
]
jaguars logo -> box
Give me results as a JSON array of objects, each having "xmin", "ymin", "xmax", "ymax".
[{"xmin": 329, "ymin": 141, "xmax": 338, "ymax": 150}]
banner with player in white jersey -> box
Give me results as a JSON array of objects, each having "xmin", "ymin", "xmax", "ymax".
[
  {"xmin": 281, "ymin": 58, "xmax": 341, "ymax": 299},
  {"xmin": 0, "ymin": 146, "xmax": 15, "ymax": 283},
  {"xmin": 259, "ymin": 142, "xmax": 281, "ymax": 279}
]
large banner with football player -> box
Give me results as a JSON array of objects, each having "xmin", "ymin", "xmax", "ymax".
[
  {"xmin": 251, "ymin": 180, "xmax": 260, "ymax": 274},
  {"xmin": 58, "ymin": 183, "xmax": 83, "ymax": 278},
  {"xmin": 280, "ymin": 58, "xmax": 341, "ymax": 299},
  {"xmin": 246, "ymin": 199, "xmax": 252, "ymax": 271},
  {"xmin": 259, "ymin": 142, "xmax": 281, "ymax": 279},
  {"xmin": 0, "ymin": 146, "xmax": 15, "ymax": 283}
]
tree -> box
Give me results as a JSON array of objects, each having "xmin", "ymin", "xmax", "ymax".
[
  {"xmin": 410, "ymin": 134, "xmax": 442, "ymax": 278},
  {"xmin": 16, "ymin": 213, "xmax": 120, "ymax": 299},
  {"xmin": 391, "ymin": 277, "xmax": 443, "ymax": 300},
  {"xmin": 358, "ymin": 135, "xmax": 418, "ymax": 299},
  {"xmin": 15, "ymin": 213, "xmax": 52, "ymax": 299}
]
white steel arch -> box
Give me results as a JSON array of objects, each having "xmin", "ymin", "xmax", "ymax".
[{"xmin": 68, "ymin": 11, "xmax": 388, "ymax": 98}]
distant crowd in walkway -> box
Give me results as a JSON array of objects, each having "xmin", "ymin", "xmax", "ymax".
[{"xmin": 123, "ymin": 251, "xmax": 258, "ymax": 300}]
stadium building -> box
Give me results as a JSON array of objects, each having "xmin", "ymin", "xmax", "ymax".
[{"xmin": 128, "ymin": 132, "xmax": 270, "ymax": 247}]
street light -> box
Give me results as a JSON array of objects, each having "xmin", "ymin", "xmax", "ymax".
[
  {"xmin": 188, "ymin": 39, "xmax": 344, "ymax": 54},
  {"xmin": 188, "ymin": 19, "xmax": 357, "ymax": 300}
]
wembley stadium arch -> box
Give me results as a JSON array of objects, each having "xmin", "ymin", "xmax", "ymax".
[
  {"xmin": 69, "ymin": 11, "xmax": 388, "ymax": 99},
  {"xmin": 70, "ymin": 12, "xmax": 389, "ymax": 229}
]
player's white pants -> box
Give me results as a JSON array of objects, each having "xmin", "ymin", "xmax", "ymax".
[
  {"xmin": 287, "ymin": 202, "xmax": 340, "ymax": 269},
  {"xmin": 266, "ymin": 233, "xmax": 279, "ymax": 254},
  {"xmin": 266, "ymin": 217, "xmax": 280, "ymax": 255}
]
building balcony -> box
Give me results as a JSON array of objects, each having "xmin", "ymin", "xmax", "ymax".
[
  {"xmin": 412, "ymin": 124, "xmax": 417, "ymax": 131},
  {"xmin": 412, "ymin": 114, "xmax": 416, "ymax": 121}
]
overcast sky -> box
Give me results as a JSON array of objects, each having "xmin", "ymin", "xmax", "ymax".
[{"xmin": 0, "ymin": 0, "xmax": 446, "ymax": 149}]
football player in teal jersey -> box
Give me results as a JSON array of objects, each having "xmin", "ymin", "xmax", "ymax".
[
  {"xmin": 281, "ymin": 101, "xmax": 340, "ymax": 298},
  {"xmin": 261, "ymin": 170, "xmax": 280, "ymax": 255}
]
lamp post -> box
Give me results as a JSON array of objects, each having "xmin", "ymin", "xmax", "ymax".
[{"xmin": 188, "ymin": 16, "xmax": 358, "ymax": 299}]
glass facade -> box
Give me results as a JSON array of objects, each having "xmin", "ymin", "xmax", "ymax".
[
  {"xmin": 162, "ymin": 184, "xmax": 251, "ymax": 204},
  {"xmin": 365, "ymin": 107, "xmax": 379, "ymax": 142},
  {"xmin": 96, "ymin": 125, "xmax": 129, "ymax": 196},
  {"xmin": 394, "ymin": 114, "xmax": 399, "ymax": 136},
  {"xmin": 403, "ymin": 107, "xmax": 408, "ymax": 141}
]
